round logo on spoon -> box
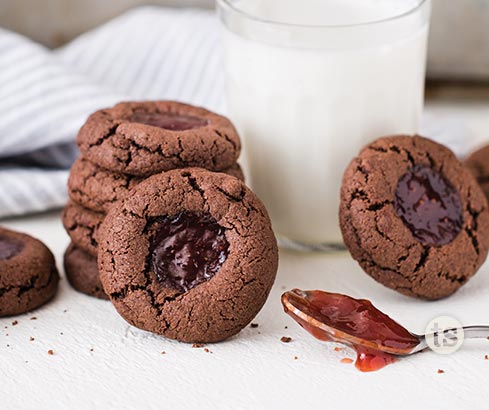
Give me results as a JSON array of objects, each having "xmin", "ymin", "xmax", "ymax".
[{"xmin": 425, "ymin": 316, "xmax": 464, "ymax": 355}]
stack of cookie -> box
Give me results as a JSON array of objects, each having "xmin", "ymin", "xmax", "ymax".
[{"xmin": 62, "ymin": 101, "xmax": 243, "ymax": 299}]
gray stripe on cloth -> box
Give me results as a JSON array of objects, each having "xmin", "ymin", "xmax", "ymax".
[{"xmin": 0, "ymin": 7, "xmax": 220, "ymax": 218}]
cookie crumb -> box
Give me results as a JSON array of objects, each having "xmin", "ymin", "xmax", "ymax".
[
  {"xmin": 284, "ymin": 326, "xmax": 288, "ymax": 329},
  {"xmin": 90, "ymin": 348, "xmax": 94, "ymax": 352},
  {"xmin": 341, "ymin": 358, "xmax": 354, "ymax": 364},
  {"xmin": 485, "ymin": 355, "xmax": 489, "ymax": 360},
  {"xmin": 281, "ymin": 336, "xmax": 292, "ymax": 343},
  {"xmin": 30, "ymin": 317, "xmax": 37, "ymax": 321},
  {"xmin": 48, "ymin": 350, "xmax": 54, "ymax": 355},
  {"xmin": 63, "ymin": 309, "xmax": 68, "ymax": 313},
  {"xmin": 437, "ymin": 369, "xmax": 445, "ymax": 374},
  {"xmin": 29, "ymin": 337, "xmax": 34, "ymax": 342},
  {"xmin": 204, "ymin": 348, "xmax": 210, "ymax": 353},
  {"xmin": 294, "ymin": 356, "xmax": 298, "ymax": 360},
  {"xmin": 11, "ymin": 320, "xmax": 18, "ymax": 326},
  {"xmin": 250, "ymin": 323, "xmax": 259, "ymax": 328},
  {"xmin": 192, "ymin": 343, "xmax": 205, "ymax": 348},
  {"xmin": 161, "ymin": 351, "xmax": 166, "ymax": 355}
]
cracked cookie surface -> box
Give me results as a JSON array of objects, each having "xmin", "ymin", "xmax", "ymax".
[
  {"xmin": 61, "ymin": 201, "xmax": 104, "ymax": 257},
  {"xmin": 77, "ymin": 101, "xmax": 241, "ymax": 177},
  {"xmin": 340, "ymin": 135, "xmax": 489, "ymax": 300},
  {"xmin": 465, "ymin": 145, "xmax": 489, "ymax": 202},
  {"xmin": 68, "ymin": 157, "xmax": 245, "ymax": 213},
  {"xmin": 0, "ymin": 227, "xmax": 59, "ymax": 316},
  {"xmin": 98, "ymin": 168, "xmax": 278, "ymax": 343},
  {"xmin": 64, "ymin": 243, "xmax": 108, "ymax": 300}
]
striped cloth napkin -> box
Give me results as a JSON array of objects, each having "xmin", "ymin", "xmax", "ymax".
[
  {"xmin": 0, "ymin": 6, "xmax": 473, "ymax": 219},
  {"xmin": 0, "ymin": 7, "xmax": 223, "ymax": 218}
]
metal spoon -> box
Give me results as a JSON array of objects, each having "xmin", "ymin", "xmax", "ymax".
[{"xmin": 282, "ymin": 288, "xmax": 489, "ymax": 357}]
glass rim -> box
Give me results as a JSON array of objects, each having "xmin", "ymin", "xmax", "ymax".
[{"xmin": 217, "ymin": 0, "xmax": 429, "ymax": 29}]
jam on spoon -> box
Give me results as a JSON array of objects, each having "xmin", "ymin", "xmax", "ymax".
[{"xmin": 281, "ymin": 289, "xmax": 420, "ymax": 372}]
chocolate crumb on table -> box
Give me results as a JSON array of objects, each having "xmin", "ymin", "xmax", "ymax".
[
  {"xmin": 485, "ymin": 355, "xmax": 489, "ymax": 360},
  {"xmin": 250, "ymin": 323, "xmax": 259, "ymax": 328},
  {"xmin": 48, "ymin": 350, "xmax": 54, "ymax": 355},
  {"xmin": 30, "ymin": 317, "xmax": 37, "ymax": 320},
  {"xmin": 294, "ymin": 356, "xmax": 299, "ymax": 360},
  {"xmin": 192, "ymin": 343, "xmax": 205, "ymax": 348},
  {"xmin": 437, "ymin": 369, "xmax": 445, "ymax": 374},
  {"xmin": 29, "ymin": 337, "xmax": 34, "ymax": 342},
  {"xmin": 12, "ymin": 320, "xmax": 18, "ymax": 326},
  {"xmin": 281, "ymin": 337, "xmax": 292, "ymax": 343}
]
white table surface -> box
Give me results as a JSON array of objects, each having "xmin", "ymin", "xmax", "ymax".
[{"xmin": 2, "ymin": 99, "xmax": 489, "ymax": 410}]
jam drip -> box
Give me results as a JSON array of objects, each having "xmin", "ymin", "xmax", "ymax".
[
  {"xmin": 0, "ymin": 236, "xmax": 24, "ymax": 260},
  {"xmin": 281, "ymin": 289, "xmax": 420, "ymax": 372},
  {"xmin": 130, "ymin": 111, "xmax": 208, "ymax": 131},
  {"xmin": 150, "ymin": 211, "xmax": 229, "ymax": 292},
  {"xmin": 394, "ymin": 165, "xmax": 463, "ymax": 246}
]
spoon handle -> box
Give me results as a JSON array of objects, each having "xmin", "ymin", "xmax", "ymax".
[
  {"xmin": 461, "ymin": 325, "xmax": 489, "ymax": 340},
  {"xmin": 412, "ymin": 325, "xmax": 489, "ymax": 354}
]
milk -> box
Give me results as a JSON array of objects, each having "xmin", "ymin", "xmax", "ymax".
[{"xmin": 220, "ymin": 0, "xmax": 430, "ymax": 246}]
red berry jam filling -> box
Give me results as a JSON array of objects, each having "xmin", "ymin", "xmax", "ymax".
[
  {"xmin": 394, "ymin": 165, "xmax": 463, "ymax": 246},
  {"xmin": 150, "ymin": 211, "xmax": 229, "ymax": 292},
  {"xmin": 0, "ymin": 236, "xmax": 24, "ymax": 260},
  {"xmin": 130, "ymin": 111, "xmax": 208, "ymax": 131}
]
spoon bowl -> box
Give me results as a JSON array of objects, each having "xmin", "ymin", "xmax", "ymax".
[{"xmin": 282, "ymin": 290, "xmax": 418, "ymax": 356}]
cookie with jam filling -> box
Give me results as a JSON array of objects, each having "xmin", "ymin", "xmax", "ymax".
[
  {"xmin": 0, "ymin": 227, "xmax": 59, "ymax": 316},
  {"xmin": 98, "ymin": 168, "xmax": 278, "ymax": 343},
  {"xmin": 340, "ymin": 135, "xmax": 489, "ymax": 300}
]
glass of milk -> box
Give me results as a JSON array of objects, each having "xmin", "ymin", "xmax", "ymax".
[{"xmin": 217, "ymin": 0, "xmax": 431, "ymax": 250}]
